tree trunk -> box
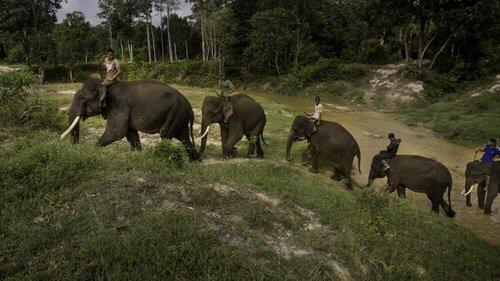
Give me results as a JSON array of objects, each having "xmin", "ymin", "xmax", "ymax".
[
  {"xmin": 166, "ymin": 4, "xmax": 174, "ymax": 62},
  {"xmin": 403, "ymin": 29, "xmax": 410, "ymax": 65},
  {"xmin": 69, "ymin": 69, "xmax": 73, "ymax": 83},
  {"xmin": 200, "ymin": 13, "xmax": 206, "ymax": 61},
  {"xmin": 159, "ymin": 9, "xmax": 165, "ymax": 61},
  {"xmin": 151, "ymin": 20, "xmax": 157, "ymax": 61},
  {"xmin": 85, "ymin": 50, "xmax": 88, "ymax": 63},
  {"xmin": 185, "ymin": 40, "xmax": 189, "ymax": 59},
  {"xmin": 146, "ymin": 19, "xmax": 152, "ymax": 63},
  {"xmin": 120, "ymin": 40, "xmax": 125, "ymax": 61},
  {"xmin": 174, "ymin": 42, "xmax": 178, "ymax": 61},
  {"xmin": 430, "ymin": 34, "xmax": 454, "ymax": 69},
  {"xmin": 418, "ymin": 35, "xmax": 436, "ymax": 68},
  {"xmin": 108, "ymin": 21, "xmax": 114, "ymax": 49}
]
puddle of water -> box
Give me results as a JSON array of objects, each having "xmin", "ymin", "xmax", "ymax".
[{"xmin": 246, "ymin": 90, "xmax": 499, "ymax": 245}]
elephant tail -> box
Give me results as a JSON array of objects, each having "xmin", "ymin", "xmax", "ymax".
[
  {"xmin": 446, "ymin": 174, "xmax": 456, "ymax": 217},
  {"xmin": 356, "ymin": 147, "xmax": 362, "ymax": 174},
  {"xmin": 260, "ymin": 133, "xmax": 268, "ymax": 146}
]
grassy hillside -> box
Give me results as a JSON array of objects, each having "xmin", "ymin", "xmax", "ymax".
[{"xmin": 1, "ymin": 84, "xmax": 499, "ymax": 280}]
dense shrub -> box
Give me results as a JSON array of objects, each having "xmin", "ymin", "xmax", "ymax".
[
  {"xmin": 150, "ymin": 140, "xmax": 186, "ymax": 168},
  {"xmin": 360, "ymin": 39, "xmax": 391, "ymax": 64},
  {"xmin": 0, "ymin": 70, "xmax": 38, "ymax": 123},
  {"xmin": 298, "ymin": 58, "xmax": 369, "ymax": 85},
  {"xmin": 121, "ymin": 60, "xmax": 219, "ymax": 87}
]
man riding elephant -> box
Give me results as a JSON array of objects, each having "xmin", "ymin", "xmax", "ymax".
[
  {"xmin": 218, "ymin": 73, "xmax": 235, "ymax": 98},
  {"xmin": 463, "ymin": 138, "xmax": 500, "ymax": 213},
  {"xmin": 366, "ymin": 133, "xmax": 401, "ymax": 187},
  {"xmin": 99, "ymin": 48, "xmax": 123, "ymax": 118}
]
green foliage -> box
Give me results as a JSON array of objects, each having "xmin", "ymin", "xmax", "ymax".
[
  {"xmin": 398, "ymin": 92, "xmax": 500, "ymax": 147},
  {"xmin": 0, "ymin": 70, "xmax": 38, "ymax": 122},
  {"xmin": 298, "ymin": 58, "xmax": 369, "ymax": 85},
  {"xmin": 360, "ymin": 39, "xmax": 391, "ymax": 64},
  {"xmin": 121, "ymin": 60, "xmax": 218, "ymax": 87},
  {"xmin": 150, "ymin": 140, "xmax": 185, "ymax": 168}
]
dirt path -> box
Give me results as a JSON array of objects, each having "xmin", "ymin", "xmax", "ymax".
[{"xmin": 248, "ymin": 91, "xmax": 499, "ymax": 244}]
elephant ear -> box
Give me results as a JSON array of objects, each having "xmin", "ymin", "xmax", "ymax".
[
  {"xmin": 222, "ymin": 101, "xmax": 234, "ymax": 122},
  {"xmin": 304, "ymin": 120, "xmax": 315, "ymax": 137}
]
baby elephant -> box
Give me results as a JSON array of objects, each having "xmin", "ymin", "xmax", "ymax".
[{"xmin": 368, "ymin": 154, "xmax": 456, "ymax": 217}]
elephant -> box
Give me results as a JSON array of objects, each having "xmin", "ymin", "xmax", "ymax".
[
  {"xmin": 60, "ymin": 78, "xmax": 199, "ymax": 161},
  {"xmin": 285, "ymin": 116, "xmax": 361, "ymax": 187},
  {"xmin": 463, "ymin": 161, "xmax": 499, "ymax": 214},
  {"xmin": 198, "ymin": 94, "xmax": 267, "ymax": 158},
  {"xmin": 368, "ymin": 154, "xmax": 456, "ymax": 217}
]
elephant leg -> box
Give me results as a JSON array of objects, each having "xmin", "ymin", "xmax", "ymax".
[
  {"xmin": 248, "ymin": 121, "xmax": 264, "ymax": 158},
  {"xmin": 330, "ymin": 166, "xmax": 343, "ymax": 181},
  {"xmin": 396, "ymin": 185, "xmax": 406, "ymax": 198},
  {"xmin": 96, "ymin": 109, "xmax": 129, "ymax": 147},
  {"xmin": 484, "ymin": 184, "xmax": 498, "ymax": 214},
  {"xmin": 439, "ymin": 198, "xmax": 455, "ymax": 217},
  {"xmin": 175, "ymin": 128, "xmax": 199, "ymax": 162},
  {"xmin": 223, "ymin": 131, "xmax": 244, "ymax": 158},
  {"xmin": 159, "ymin": 108, "xmax": 178, "ymax": 139},
  {"xmin": 245, "ymin": 134, "xmax": 256, "ymax": 158},
  {"xmin": 126, "ymin": 129, "xmax": 142, "ymax": 150},
  {"xmin": 309, "ymin": 149, "xmax": 319, "ymax": 173},
  {"xmin": 427, "ymin": 193, "xmax": 440, "ymax": 214},
  {"xmin": 256, "ymin": 139, "xmax": 264, "ymax": 158},
  {"xmin": 302, "ymin": 145, "xmax": 312, "ymax": 166},
  {"xmin": 477, "ymin": 182, "xmax": 486, "ymax": 209}
]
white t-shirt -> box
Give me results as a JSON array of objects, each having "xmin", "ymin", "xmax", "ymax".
[
  {"xmin": 104, "ymin": 58, "xmax": 120, "ymax": 79},
  {"xmin": 312, "ymin": 103, "xmax": 323, "ymax": 119}
]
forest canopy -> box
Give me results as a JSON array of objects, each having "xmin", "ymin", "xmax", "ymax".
[{"xmin": 0, "ymin": 0, "xmax": 498, "ymax": 81}]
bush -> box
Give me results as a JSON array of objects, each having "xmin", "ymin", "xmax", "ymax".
[
  {"xmin": 0, "ymin": 70, "xmax": 38, "ymax": 123},
  {"xmin": 360, "ymin": 39, "xmax": 390, "ymax": 64},
  {"xmin": 150, "ymin": 140, "xmax": 185, "ymax": 168},
  {"xmin": 121, "ymin": 60, "xmax": 219, "ymax": 87},
  {"xmin": 298, "ymin": 58, "xmax": 369, "ymax": 85}
]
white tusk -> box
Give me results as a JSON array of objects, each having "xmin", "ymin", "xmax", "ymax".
[
  {"xmin": 461, "ymin": 184, "xmax": 476, "ymax": 196},
  {"xmin": 199, "ymin": 126, "xmax": 210, "ymax": 139},
  {"xmin": 60, "ymin": 116, "xmax": 81, "ymax": 140}
]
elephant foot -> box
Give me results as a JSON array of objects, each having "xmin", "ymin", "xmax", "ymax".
[
  {"xmin": 330, "ymin": 173, "xmax": 342, "ymax": 181},
  {"xmin": 445, "ymin": 209, "xmax": 456, "ymax": 218},
  {"xmin": 484, "ymin": 209, "xmax": 492, "ymax": 215},
  {"xmin": 466, "ymin": 202, "xmax": 472, "ymax": 207},
  {"xmin": 309, "ymin": 167, "xmax": 319, "ymax": 174},
  {"xmin": 479, "ymin": 205, "xmax": 484, "ymax": 210}
]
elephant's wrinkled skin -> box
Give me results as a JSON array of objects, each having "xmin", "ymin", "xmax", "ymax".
[
  {"xmin": 199, "ymin": 94, "xmax": 267, "ymax": 158},
  {"xmin": 368, "ymin": 155, "xmax": 456, "ymax": 217},
  {"xmin": 464, "ymin": 161, "xmax": 499, "ymax": 214},
  {"xmin": 65, "ymin": 78, "xmax": 198, "ymax": 161},
  {"xmin": 286, "ymin": 116, "xmax": 361, "ymax": 187}
]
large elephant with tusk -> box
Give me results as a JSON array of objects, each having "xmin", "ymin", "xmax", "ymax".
[
  {"xmin": 61, "ymin": 78, "xmax": 199, "ymax": 161},
  {"xmin": 463, "ymin": 161, "xmax": 499, "ymax": 214},
  {"xmin": 198, "ymin": 94, "xmax": 267, "ymax": 158}
]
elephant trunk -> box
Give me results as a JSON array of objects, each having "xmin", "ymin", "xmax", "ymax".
[{"xmin": 286, "ymin": 130, "xmax": 294, "ymax": 161}]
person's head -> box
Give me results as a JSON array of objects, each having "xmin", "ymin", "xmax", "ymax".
[
  {"xmin": 388, "ymin": 133, "xmax": 395, "ymax": 140},
  {"xmin": 315, "ymin": 96, "xmax": 321, "ymax": 103},
  {"xmin": 488, "ymin": 138, "xmax": 497, "ymax": 146},
  {"xmin": 107, "ymin": 48, "xmax": 115, "ymax": 60}
]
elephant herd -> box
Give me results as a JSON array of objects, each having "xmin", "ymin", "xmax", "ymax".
[{"xmin": 61, "ymin": 79, "xmax": 497, "ymax": 217}]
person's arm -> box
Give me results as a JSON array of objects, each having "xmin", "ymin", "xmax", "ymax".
[{"xmin": 112, "ymin": 67, "xmax": 123, "ymax": 80}]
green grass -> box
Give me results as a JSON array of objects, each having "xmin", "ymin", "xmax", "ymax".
[
  {"xmin": 1, "ymin": 84, "xmax": 499, "ymax": 280},
  {"xmin": 397, "ymin": 92, "xmax": 500, "ymax": 147}
]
